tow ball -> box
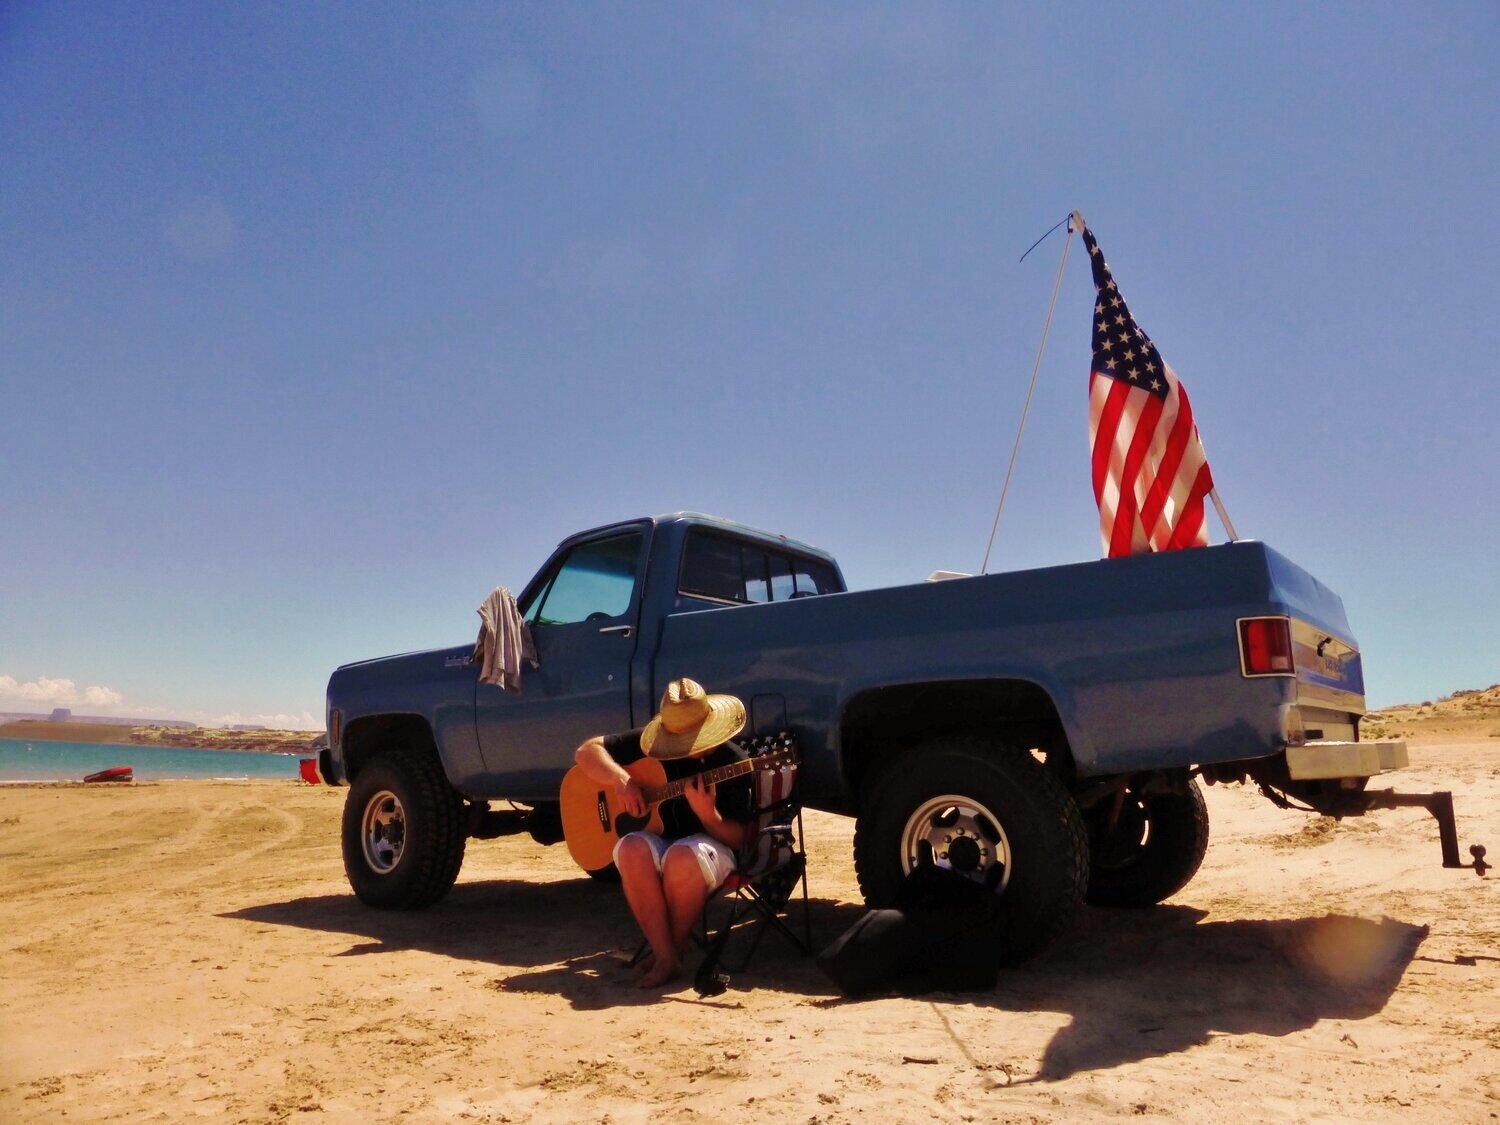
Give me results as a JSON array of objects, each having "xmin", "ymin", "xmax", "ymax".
[{"xmin": 1361, "ymin": 790, "xmax": 1489, "ymax": 876}]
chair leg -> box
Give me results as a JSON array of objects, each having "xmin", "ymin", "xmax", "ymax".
[{"xmin": 718, "ymin": 870, "xmax": 813, "ymax": 973}]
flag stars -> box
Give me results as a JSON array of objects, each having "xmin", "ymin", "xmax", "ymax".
[
  {"xmin": 1110, "ymin": 297, "xmax": 1122, "ymax": 308},
  {"xmin": 1114, "ymin": 314, "xmax": 1126, "ymax": 326},
  {"xmin": 1122, "ymin": 349, "xmax": 1136, "ymax": 361},
  {"xmin": 1145, "ymin": 360, "xmax": 1157, "ymax": 374},
  {"xmin": 1150, "ymin": 378, "xmax": 1162, "ymax": 391},
  {"xmin": 1100, "ymin": 337, "xmax": 1113, "ymax": 350},
  {"xmin": 1128, "ymin": 368, "xmax": 1140, "ymax": 380},
  {"xmin": 1095, "ymin": 303, "xmax": 1104, "ymax": 315}
]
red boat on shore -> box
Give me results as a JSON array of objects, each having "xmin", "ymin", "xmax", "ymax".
[{"xmin": 83, "ymin": 766, "xmax": 134, "ymax": 783}]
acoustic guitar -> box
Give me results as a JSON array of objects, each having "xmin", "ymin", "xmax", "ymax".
[{"xmin": 559, "ymin": 743, "xmax": 798, "ymax": 874}]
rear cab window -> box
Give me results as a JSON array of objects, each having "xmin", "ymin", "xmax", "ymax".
[{"xmin": 677, "ymin": 528, "xmax": 842, "ymax": 609}]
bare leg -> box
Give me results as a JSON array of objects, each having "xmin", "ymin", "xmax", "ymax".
[
  {"xmin": 662, "ymin": 849, "xmax": 715, "ymax": 962},
  {"xmin": 616, "ymin": 837, "xmax": 676, "ymax": 985},
  {"xmin": 635, "ymin": 849, "xmax": 711, "ymax": 989}
]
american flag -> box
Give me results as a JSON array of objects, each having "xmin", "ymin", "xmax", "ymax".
[{"xmin": 1082, "ymin": 225, "xmax": 1215, "ymax": 557}]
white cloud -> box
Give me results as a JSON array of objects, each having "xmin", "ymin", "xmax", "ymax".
[
  {"xmin": 469, "ymin": 57, "xmax": 543, "ymax": 133},
  {"xmin": 0, "ymin": 674, "xmax": 120, "ymax": 707},
  {"xmin": 203, "ymin": 710, "xmax": 322, "ymax": 732},
  {"xmin": 751, "ymin": 9, "xmax": 961, "ymax": 151},
  {"xmin": 0, "ymin": 675, "xmax": 320, "ymax": 731},
  {"xmin": 164, "ymin": 196, "xmax": 241, "ymax": 261},
  {"xmin": 543, "ymin": 233, "xmax": 738, "ymax": 300},
  {"xmin": 586, "ymin": 240, "xmax": 658, "ymax": 297}
]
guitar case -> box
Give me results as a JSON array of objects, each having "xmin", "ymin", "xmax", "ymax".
[{"xmin": 816, "ymin": 859, "xmax": 1007, "ymax": 996}]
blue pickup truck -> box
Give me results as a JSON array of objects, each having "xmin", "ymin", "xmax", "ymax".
[{"xmin": 323, "ymin": 512, "xmax": 1467, "ymax": 958}]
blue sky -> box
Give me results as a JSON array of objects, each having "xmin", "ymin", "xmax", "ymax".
[{"xmin": 2, "ymin": 3, "xmax": 1496, "ymax": 728}]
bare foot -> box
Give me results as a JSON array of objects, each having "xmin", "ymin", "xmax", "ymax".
[
  {"xmin": 631, "ymin": 952, "xmax": 655, "ymax": 980},
  {"xmin": 635, "ymin": 956, "xmax": 680, "ymax": 989}
]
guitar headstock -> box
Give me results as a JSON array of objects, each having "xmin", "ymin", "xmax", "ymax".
[{"xmin": 743, "ymin": 731, "xmax": 800, "ymax": 770}]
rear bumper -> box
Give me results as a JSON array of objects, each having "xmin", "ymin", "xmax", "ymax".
[{"xmin": 1285, "ymin": 739, "xmax": 1407, "ymax": 781}]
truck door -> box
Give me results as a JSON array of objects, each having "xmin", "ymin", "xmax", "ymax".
[{"xmin": 474, "ymin": 528, "xmax": 644, "ymax": 798}]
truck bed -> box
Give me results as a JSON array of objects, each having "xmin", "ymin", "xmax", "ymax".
[{"xmin": 650, "ymin": 541, "xmax": 1358, "ymax": 808}]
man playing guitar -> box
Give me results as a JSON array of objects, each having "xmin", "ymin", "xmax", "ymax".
[{"xmin": 573, "ymin": 678, "xmax": 753, "ymax": 989}]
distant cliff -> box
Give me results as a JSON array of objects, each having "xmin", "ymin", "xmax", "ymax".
[
  {"xmin": 0, "ymin": 720, "xmax": 322, "ymax": 755},
  {"xmin": 128, "ymin": 725, "xmax": 324, "ymax": 754}
]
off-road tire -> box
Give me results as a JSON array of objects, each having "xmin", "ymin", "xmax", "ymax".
[
  {"xmin": 853, "ymin": 738, "xmax": 1090, "ymax": 962},
  {"xmin": 1084, "ymin": 779, "xmax": 1209, "ymax": 908},
  {"xmin": 342, "ymin": 750, "xmax": 466, "ymax": 909}
]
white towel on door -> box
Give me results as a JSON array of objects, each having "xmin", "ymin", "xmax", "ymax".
[{"xmin": 473, "ymin": 587, "xmax": 538, "ymax": 693}]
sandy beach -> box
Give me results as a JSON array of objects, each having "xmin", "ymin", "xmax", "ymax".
[{"xmin": 2, "ymin": 735, "xmax": 1495, "ymax": 1123}]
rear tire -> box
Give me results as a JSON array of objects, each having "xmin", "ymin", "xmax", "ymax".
[
  {"xmin": 1085, "ymin": 779, "xmax": 1209, "ymax": 908},
  {"xmin": 854, "ymin": 738, "xmax": 1089, "ymax": 962},
  {"xmin": 342, "ymin": 751, "xmax": 466, "ymax": 908}
]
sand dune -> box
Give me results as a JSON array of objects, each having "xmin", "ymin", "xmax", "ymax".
[{"xmin": 1, "ymin": 736, "xmax": 1494, "ymax": 1121}]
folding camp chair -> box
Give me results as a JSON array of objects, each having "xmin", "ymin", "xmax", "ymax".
[{"xmin": 693, "ymin": 731, "xmax": 811, "ymax": 994}]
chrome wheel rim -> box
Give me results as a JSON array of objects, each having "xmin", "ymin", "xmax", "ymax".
[
  {"xmin": 899, "ymin": 793, "xmax": 1012, "ymax": 893},
  {"xmin": 361, "ymin": 789, "xmax": 406, "ymax": 874}
]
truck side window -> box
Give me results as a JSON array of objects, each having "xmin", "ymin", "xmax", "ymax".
[
  {"xmin": 741, "ymin": 544, "xmax": 773, "ymax": 603},
  {"xmin": 767, "ymin": 554, "xmax": 795, "ymax": 602},
  {"xmin": 680, "ymin": 528, "xmax": 841, "ymax": 605},
  {"xmin": 679, "ymin": 534, "xmax": 746, "ymax": 602},
  {"xmin": 528, "ymin": 532, "xmax": 642, "ymax": 626},
  {"xmin": 792, "ymin": 559, "xmax": 841, "ymax": 597}
]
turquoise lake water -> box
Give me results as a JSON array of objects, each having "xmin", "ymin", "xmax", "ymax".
[{"xmin": 0, "ymin": 738, "xmax": 304, "ymax": 782}]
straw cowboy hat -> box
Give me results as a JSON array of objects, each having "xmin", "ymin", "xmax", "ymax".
[{"xmin": 641, "ymin": 678, "xmax": 746, "ymax": 760}]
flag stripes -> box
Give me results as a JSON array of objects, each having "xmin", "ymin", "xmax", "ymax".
[{"xmin": 1081, "ymin": 226, "xmax": 1215, "ymax": 558}]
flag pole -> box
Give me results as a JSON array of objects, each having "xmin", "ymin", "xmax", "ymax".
[
  {"xmin": 981, "ymin": 211, "xmax": 1083, "ymax": 574},
  {"xmin": 1210, "ymin": 488, "xmax": 1239, "ymax": 541}
]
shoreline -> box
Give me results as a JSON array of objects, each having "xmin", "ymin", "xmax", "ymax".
[{"xmin": 0, "ymin": 721, "xmax": 320, "ymax": 755}]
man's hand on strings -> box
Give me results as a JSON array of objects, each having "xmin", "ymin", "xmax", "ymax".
[{"xmin": 683, "ymin": 774, "xmax": 717, "ymax": 821}]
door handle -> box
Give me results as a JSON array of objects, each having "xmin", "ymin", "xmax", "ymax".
[{"xmin": 599, "ymin": 625, "xmax": 633, "ymax": 637}]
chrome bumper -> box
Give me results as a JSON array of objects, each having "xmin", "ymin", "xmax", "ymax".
[{"xmin": 1285, "ymin": 739, "xmax": 1408, "ymax": 781}]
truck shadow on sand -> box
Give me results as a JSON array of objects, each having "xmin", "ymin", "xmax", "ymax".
[
  {"xmin": 223, "ymin": 876, "xmax": 861, "ymax": 1009},
  {"xmin": 996, "ymin": 906, "xmax": 1429, "ymax": 1082},
  {"xmin": 226, "ymin": 887, "xmax": 1427, "ymax": 1071}
]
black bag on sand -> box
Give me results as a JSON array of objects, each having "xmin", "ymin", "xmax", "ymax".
[
  {"xmin": 817, "ymin": 861, "xmax": 1008, "ymax": 997},
  {"xmin": 814, "ymin": 908, "xmax": 911, "ymax": 997}
]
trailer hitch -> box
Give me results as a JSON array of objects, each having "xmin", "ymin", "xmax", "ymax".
[{"xmin": 1361, "ymin": 790, "xmax": 1489, "ymax": 876}]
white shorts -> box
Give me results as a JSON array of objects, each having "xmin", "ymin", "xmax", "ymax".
[{"xmin": 613, "ymin": 831, "xmax": 737, "ymax": 890}]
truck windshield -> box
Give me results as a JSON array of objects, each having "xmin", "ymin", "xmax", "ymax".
[{"xmin": 528, "ymin": 532, "xmax": 643, "ymax": 625}]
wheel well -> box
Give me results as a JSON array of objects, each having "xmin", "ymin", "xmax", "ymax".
[
  {"xmin": 341, "ymin": 714, "xmax": 441, "ymax": 782},
  {"xmin": 840, "ymin": 679, "xmax": 1074, "ymax": 799}
]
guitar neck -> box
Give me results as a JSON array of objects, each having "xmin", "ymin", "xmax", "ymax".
[{"xmin": 642, "ymin": 757, "xmax": 756, "ymax": 807}]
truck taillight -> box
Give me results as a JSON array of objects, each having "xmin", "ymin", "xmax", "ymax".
[{"xmin": 1239, "ymin": 616, "xmax": 1294, "ymax": 676}]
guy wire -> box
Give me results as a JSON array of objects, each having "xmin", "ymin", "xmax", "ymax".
[{"xmin": 981, "ymin": 216, "xmax": 1077, "ymax": 574}]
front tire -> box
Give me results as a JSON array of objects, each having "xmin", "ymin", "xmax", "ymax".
[
  {"xmin": 854, "ymin": 738, "xmax": 1089, "ymax": 962},
  {"xmin": 1084, "ymin": 779, "xmax": 1209, "ymax": 908},
  {"xmin": 342, "ymin": 751, "xmax": 466, "ymax": 908}
]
